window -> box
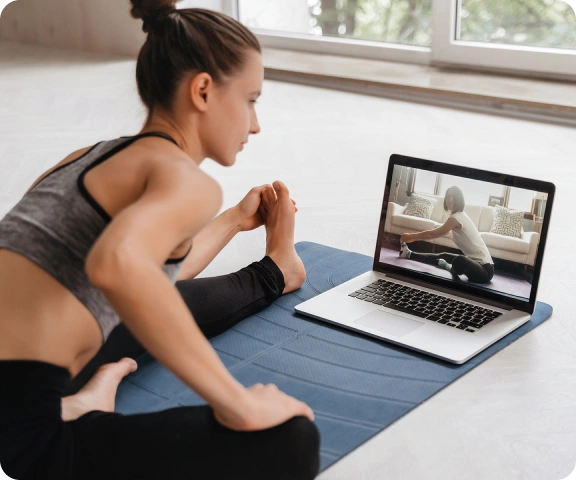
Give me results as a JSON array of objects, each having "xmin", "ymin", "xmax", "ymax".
[
  {"xmin": 240, "ymin": 0, "xmax": 432, "ymax": 47},
  {"xmin": 413, "ymin": 169, "xmax": 438, "ymax": 195},
  {"xmin": 458, "ymin": 0, "xmax": 576, "ymax": 50},
  {"xmin": 432, "ymin": 0, "xmax": 576, "ymax": 78},
  {"xmin": 235, "ymin": 0, "xmax": 576, "ymax": 77},
  {"xmin": 508, "ymin": 187, "xmax": 540, "ymax": 213},
  {"xmin": 439, "ymin": 174, "xmax": 504, "ymax": 207}
]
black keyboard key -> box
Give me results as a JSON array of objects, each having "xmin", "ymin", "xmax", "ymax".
[
  {"xmin": 446, "ymin": 323, "xmax": 457, "ymax": 327},
  {"xmin": 465, "ymin": 329, "xmax": 476, "ymax": 332},
  {"xmin": 383, "ymin": 303, "xmax": 429, "ymax": 319},
  {"xmin": 461, "ymin": 320, "xmax": 481, "ymax": 328},
  {"xmin": 362, "ymin": 287, "xmax": 377, "ymax": 293},
  {"xmin": 456, "ymin": 325, "xmax": 467, "ymax": 330}
]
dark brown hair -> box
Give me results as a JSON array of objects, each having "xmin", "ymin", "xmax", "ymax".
[
  {"xmin": 130, "ymin": 1, "xmax": 261, "ymax": 115},
  {"xmin": 444, "ymin": 186, "xmax": 465, "ymax": 213}
]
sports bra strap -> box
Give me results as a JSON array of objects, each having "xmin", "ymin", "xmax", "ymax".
[{"xmin": 131, "ymin": 131, "xmax": 180, "ymax": 149}]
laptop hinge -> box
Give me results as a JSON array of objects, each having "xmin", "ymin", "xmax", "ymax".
[{"xmin": 384, "ymin": 272, "xmax": 514, "ymax": 311}]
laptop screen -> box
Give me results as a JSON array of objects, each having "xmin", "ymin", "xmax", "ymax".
[{"xmin": 375, "ymin": 155, "xmax": 555, "ymax": 312}]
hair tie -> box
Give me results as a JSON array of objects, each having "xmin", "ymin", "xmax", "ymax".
[{"xmin": 142, "ymin": 8, "xmax": 175, "ymax": 33}]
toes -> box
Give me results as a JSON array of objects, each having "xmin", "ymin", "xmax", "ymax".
[
  {"xmin": 262, "ymin": 186, "xmax": 276, "ymax": 208},
  {"xmin": 273, "ymin": 180, "xmax": 289, "ymax": 197},
  {"xmin": 97, "ymin": 358, "xmax": 137, "ymax": 379},
  {"xmin": 260, "ymin": 188, "xmax": 269, "ymax": 208},
  {"xmin": 120, "ymin": 357, "xmax": 138, "ymax": 373}
]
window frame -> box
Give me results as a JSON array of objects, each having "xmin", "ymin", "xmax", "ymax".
[
  {"xmin": 431, "ymin": 0, "xmax": 576, "ymax": 79},
  {"xmin": 248, "ymin": 30, "xmax": 430, "ymax": 65},
  {"xmin": 233, "ymin": 0, "xmax": 576, "ymax": 79}
]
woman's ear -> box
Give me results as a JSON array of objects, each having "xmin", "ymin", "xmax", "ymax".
[{"xmin": 189, "ymin": 72, "xmax": 213, "ymax": 112}]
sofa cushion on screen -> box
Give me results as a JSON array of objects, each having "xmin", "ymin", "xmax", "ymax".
[
  {"xmin": 490, "ymin": 205, "xmax": 524, "ymax": 238},
  {"xmin": 392, "ymin": 214, "xmax": 439, "ymax": 232},
  {"xmin": 403, "ymin": 194, "xmax": 437, "ymax": 219},
  {"xmin": 464, "ymin": 205, "xmax": 482, "ymax": 229},
  {"xmin": 480, "ymin": 232, "xmax": 530, "ymax": 254}
]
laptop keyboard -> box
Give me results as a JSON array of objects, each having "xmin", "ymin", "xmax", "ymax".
[{"xmin": 349, "ymin": 279, "xmax": 502, "ymax": 333}]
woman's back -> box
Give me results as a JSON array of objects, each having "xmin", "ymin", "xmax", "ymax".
[
  {"xmin": 450, "ymin": 211, "xmax": 493, "ymax": 265},
  {"xmin": 0, "ymin": 133, "xmax": 195, "ymax": 377}
]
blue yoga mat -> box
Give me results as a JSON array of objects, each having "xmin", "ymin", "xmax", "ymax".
[{"xmin": 115, "ymin": 241, "xmax": 553, "ymax": 472}]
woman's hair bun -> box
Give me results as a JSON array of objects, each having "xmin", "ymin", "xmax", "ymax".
[{"xmin": 130, "ymin": 0, "xmax": 178, "ymax": 33}]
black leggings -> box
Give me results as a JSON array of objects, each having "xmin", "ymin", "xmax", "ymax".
[
  {"xmin": 409, "ymin": 251, "xmax": 494, "ymax": 284},
  {"xmin": 0, "ymin": 257, "xmax": 320, "ymax": 480}
]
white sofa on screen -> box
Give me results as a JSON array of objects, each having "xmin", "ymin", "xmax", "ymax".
[{"xmin": 383, "ymin": 194, "xmax": 539, "ymax": 267}]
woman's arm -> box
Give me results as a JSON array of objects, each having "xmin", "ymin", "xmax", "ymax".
[
  {"xmin": 177, "ymin": 185, "xmax": 268, "ymax": 281},
  {"xmin": 401, "ymin": 217, "xmax": 460, "ymax": 243},
  {"xmin": 177, "ymin": 184, "xmax": 298, "ymax": 281},
  {"xmin": 85, "ymin": 163, "xmax": 312, "ymax": 431}
]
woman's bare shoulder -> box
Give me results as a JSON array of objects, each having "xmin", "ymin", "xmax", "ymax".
[
  {"xmin": 152, "ymin": 153, "xmax": 222, "ymax": 201},
  {"xmin": 134, "ymin": 153, "xmax": 223, "ymax": 238}
]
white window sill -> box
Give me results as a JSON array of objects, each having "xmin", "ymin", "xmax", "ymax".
[{"xmin": 262, "ymin": 48, "xmax": 576, "ymax": 128}]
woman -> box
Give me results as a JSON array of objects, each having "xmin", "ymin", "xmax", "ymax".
[
  {"xmin": 0, "ymin": 3, "xmax": 319, "ymax": 480},
  {"xmin": 399, "ymin": 186, "xmax": 494, "ymax": 284}
]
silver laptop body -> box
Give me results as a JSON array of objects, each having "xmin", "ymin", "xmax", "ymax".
[{"xmin": 295, "ymin": 155, "xmax": 554, "ymax": 364}]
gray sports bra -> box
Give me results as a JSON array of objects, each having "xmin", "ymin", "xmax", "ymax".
[{"xmin": 0, "ymin": 132, "xmax": 189, "ymax": 342}]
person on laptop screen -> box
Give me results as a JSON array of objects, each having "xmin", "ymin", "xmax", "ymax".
[{"xmin": 398, "ymin": 186, "xmax": 494, "ymax": 284}]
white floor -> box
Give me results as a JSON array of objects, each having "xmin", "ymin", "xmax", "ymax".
[{"xmin": 1, "ymin": 40, "xmax": 576, "ymax": 480}]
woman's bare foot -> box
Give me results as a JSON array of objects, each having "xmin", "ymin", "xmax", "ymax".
[
  {"xmin": 261, "ymin": 180, "xmax": 306, "ymax": 294},
  {"xmin": 61, "ymin": 357, "xmax": 137, "ymax": 422}
]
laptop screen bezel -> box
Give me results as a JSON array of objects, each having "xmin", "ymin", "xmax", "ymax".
[{"xmin": 373, "ymin": 154, "xmax": 555, "ymax": 314}]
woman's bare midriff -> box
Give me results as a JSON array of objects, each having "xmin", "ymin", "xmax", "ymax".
[
  {"xmin": 0, "ymin": 248, "xmax": 104, "ymax": 379},
  {"xmin": 0, "ymin": 135, "xmax": 193, "ymax": 380}
]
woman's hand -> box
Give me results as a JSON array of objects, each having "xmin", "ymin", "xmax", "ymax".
[
  {"xmin": 232, "ymin": 184, "xmax": 297, "ymax": 232},
  {"xmin": 213, "ymin": 383, "xmax": 314, "ymax": 432},
  {"xmin": 400, "ymin": 233, "xmax": 415, "ymax": 244}
]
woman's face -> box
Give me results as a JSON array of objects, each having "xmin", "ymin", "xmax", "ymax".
[{"xmin": 201, "ymin": 50, "xmax": 264, "ymax": 167}]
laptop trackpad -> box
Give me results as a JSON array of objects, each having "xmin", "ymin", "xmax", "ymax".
[{"xmin": 354, "ymin": 310, "xmax": 425, "ymax": 338}]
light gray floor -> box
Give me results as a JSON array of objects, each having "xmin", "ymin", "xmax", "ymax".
[{"xmin": 1, "ymin": 40, "xmax": 576, "ymax": 480}]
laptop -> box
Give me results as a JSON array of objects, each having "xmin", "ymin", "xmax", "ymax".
[{"xmin": 295, "ymin": 154, "xmax": 555, "ymax": 364}]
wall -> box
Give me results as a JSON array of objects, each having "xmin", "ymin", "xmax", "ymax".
[{"xmin": 0, "ymin": 0, "xmax": 224, "ymax": 57}]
